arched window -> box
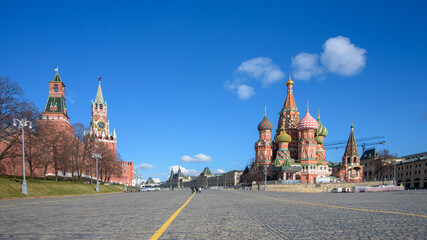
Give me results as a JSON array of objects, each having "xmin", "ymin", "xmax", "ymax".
[
  {"xmin": 347, "ymin": 157, "xmax": 351, "ymax": 164},
  {"xmin": 100, "ymin": 104, "xmax": 103, "ymax": 110},
  {"xmin": 353, "ymin": 157, "xmax": 357, "ymax": 163},
  {"xmin": 53, "ymin": 84, "xmax": 58, "ymax": 92}
]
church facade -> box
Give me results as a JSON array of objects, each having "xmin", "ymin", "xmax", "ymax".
[
  {"xmin": 254, "ymin": 75, "xmax": 330, "ymax": 183},
  {"xmin": 254, "ymin": 75, "xmax": 363, "ymax": 183}
]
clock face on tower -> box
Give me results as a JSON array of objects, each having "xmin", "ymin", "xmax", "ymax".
[{"xmin": 97, "ymin": 120, "xmax": 106, "ymax": 130}]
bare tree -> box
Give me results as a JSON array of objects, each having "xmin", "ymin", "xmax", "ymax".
[
  {"xmin": 95, "ymin": 143, "xmax": 120, "ymax": 184},
  {"xmin": 36, "ymin": 122, "xmax": 63, "ymax": 180},
  {"xmin": 58, "ymin": 135, "xmax": 73, "ymax": 181},
  {"xmin": 0, "ymin": 76, "xmax": 33, "ymax": 162},
  {"xmin": 69, "ymin": 123, "xmax": 90, "ymax": 182},
  {"xmin": 21, "ymin": 104, "xmax": 42, "ymax": 179},
  {"xmin": 372, "ymin": 149, "xmax": 397, "ymax": 183}
]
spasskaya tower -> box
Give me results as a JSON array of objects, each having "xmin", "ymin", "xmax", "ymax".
[{"xmin": 89, "ymin": 77, "xmax": 117, "ymax": 146}]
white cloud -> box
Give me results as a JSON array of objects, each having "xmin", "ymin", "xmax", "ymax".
[
  {"xmin": 136, "ymin": 163, "xmax": 155, "ymax": 170},
  {"xmin": 291, "ymin": 52, "xmax": 324, "ymax": 80},
  {"xmin": 320, "ymin": 36, "xmax": 366, "ymax": 76},
  {"xmin": 236, "ymin": 57, "xmax": 284, "ymax": 86},
  {"xmin": 237, "ymin": 84, "xmax": 255, "ymax": 100},
  {"xmin": 181, "ymin": 153, "xmax": 212, "ymax": 162},
  {"xmin": 232, "ymin": 162, "xmax": 238, "ymax": 166},
  {"xmin": 169, "ymin": 165, "xmax": 200, "ymax": 176},
  {"xmin": 291, "ymin": 36, "xmax": 366, "ymax": 80},
  {"xmin": 226, "ymin": 57, "xmax": 284, "ymax": 99}
]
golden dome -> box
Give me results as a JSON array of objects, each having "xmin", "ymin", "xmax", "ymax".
[{"xmin": 286, "ymin": 74, "xmax": 294, "ymax": 86}]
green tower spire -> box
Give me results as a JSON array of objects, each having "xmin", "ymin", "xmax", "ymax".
[{"xmin": 95, "ymin": 77, "xmax": 104, "ymax": 104}]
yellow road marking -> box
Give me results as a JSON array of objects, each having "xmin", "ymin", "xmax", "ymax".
[
  {"xmin": 0, "ymin": 204, "xmax": 16, "ymax": 208},
  {"xmin": 150, "ymin": 193, "xmax": 195, "ymax": 240},
  {"xmin": 247, "ymin": 193, "xmax": 427, "ymax": 218},
  {"xmin": 25, "ymin": 202, "xmax": 39, "ymax": 205}
]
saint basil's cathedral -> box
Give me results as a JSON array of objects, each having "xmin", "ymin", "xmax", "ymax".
[{"xmin": 254, "ymin": 75, "xmax": 363, "ymax": 183}]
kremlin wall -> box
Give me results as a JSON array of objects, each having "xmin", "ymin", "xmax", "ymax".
[{"xmin": 0, "ymin": 70, "xmax": 133, "ymax": 186}]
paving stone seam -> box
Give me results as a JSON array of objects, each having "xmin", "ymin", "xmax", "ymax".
[
  {"xmin": 241, "ymin": 207, "xmax": 289, "ymax": 239},
  {"xmin": 240, "ymin": 191, "xmax": 427, "ymax": 218}
]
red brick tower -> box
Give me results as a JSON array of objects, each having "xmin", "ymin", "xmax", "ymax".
[
  {"xmin": 338, "ymin": 124, "xmax": 363, "ymax": 182},
  {"xmin": 297, "ymin": 102, "xmax": 318, "ymax": 183},
  {"xmin": 276, "ymin": 75, "xmax": 300, "ymax": 159},
  {"xmin": 40, "ymin": 68, "xmax": 74, "ymax": 135},
  {"xmin": 255, "ymin": 108, "xmax": 275, "ymax": 165},
  {"xmin": 89, "ymin": 77, "xmax": 117, "ymax": 149},
  {"xmin": 87, "ymin": 78, "xmax": 133, "ymax": 185}
]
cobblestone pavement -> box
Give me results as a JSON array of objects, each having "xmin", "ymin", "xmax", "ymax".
[{"xmin": 0, "ymin": 190, "xmax": 426, "ymax": 239}]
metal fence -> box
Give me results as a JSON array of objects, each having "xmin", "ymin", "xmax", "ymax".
[{"xmin": 264, "ymin": 180, "xmax": 301, "ymax": 185}]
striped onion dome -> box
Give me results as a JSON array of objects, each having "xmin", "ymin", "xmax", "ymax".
[
  {"xmin": 275, "ymin": 131, "xmax": 292, "ymax": 143},
  {"xmin": 258, "ymin": 116, "xmax": 273, "ymax": 131},
  {"xmin": 315, "ymin": 119, "xmax": 328, "ymax": 137},
  {"xmin": 297, "ymin": 110, "xmax": 318, "ymax": 130}
]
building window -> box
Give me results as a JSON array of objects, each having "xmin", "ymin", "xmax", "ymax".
[{"xmin": 54, "ymin": 84, "xmax": 58, "ymax": 92}]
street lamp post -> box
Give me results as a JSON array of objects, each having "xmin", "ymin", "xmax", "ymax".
[
  {"xmin": 393, "ymin": 161, "xmax": 397, "ymax": 186},
  {"xmin": 124, "ymin": 162, "xmax": 127, "ymax": 192},
  {"xmin": 263, "ymin": 164, "xmax": 268, "ymax": 191},
  {"xmin": 92, "ymin": 153, "xmax": 102, "ymax": 192},
  {"xmin": 13, "ymin": 118, "xmax": 32, "ymax": 196}
]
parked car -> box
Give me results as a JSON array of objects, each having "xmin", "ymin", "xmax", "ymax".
[{"xmin": 141, "ymin": 186, "xmax": 160, "ymax": 192}]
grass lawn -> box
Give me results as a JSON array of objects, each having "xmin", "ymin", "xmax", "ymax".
[{"xmin": 0, "ymin": 175, "xmax": 124, "ymax": 199}]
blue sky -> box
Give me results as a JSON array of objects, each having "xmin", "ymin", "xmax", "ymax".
[{"xmin": 1, "ymin": 1, "xmax": 426, "ymax": 181}]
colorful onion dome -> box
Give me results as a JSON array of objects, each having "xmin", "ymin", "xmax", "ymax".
[
  {"xmin": 275, "ymin": 131, "xmax": 292, "ymax": 143},
  {"xmin": 297, "ymin": 110, "xmax": 318, "ymax": 130},
  {"xmin": 315, "ymin": 119, "xmax": 328, "ymax": 137},
  {"xmin": 315, "ymin": 136, "xmax": 324, "ymax": 144},
  {"xmin": 258, "ymin": 116, "xmax": 273, "ymax": 131}
]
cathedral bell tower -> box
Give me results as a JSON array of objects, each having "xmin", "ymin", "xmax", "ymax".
[
  {"xmin": 277, "ymin": 75, "xmax": 300, "ymax": 159},
  {"xmin": 338, "ymin": 124, "xmax": 363, "ymax": 182},
  {"xmin": 89, "ymin": 77, "xmax": 117, "ymax": 143}
]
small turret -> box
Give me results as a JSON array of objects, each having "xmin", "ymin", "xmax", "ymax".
[{"xmin": 342, "ymin": 123, "xmax": 360, "ymax": 165}]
